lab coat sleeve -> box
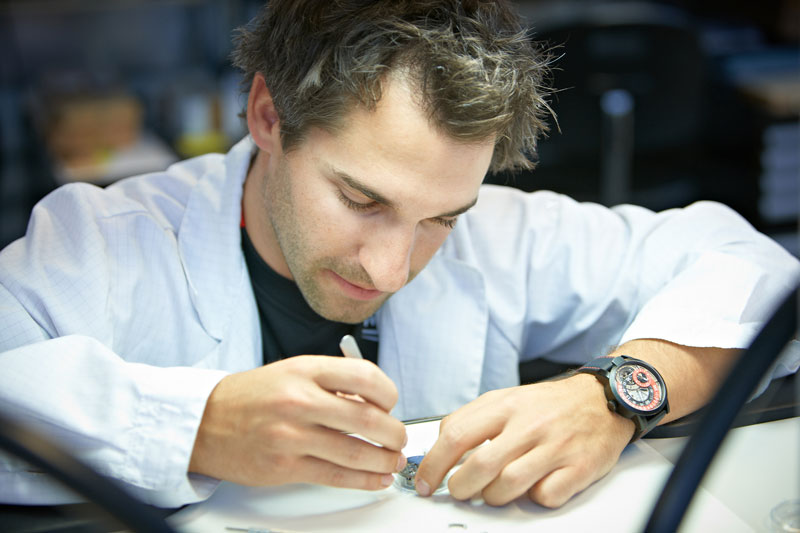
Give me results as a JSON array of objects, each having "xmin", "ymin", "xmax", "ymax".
[
  {"xmin": 613, "ymin": 201, "xmax": 800, "ymax": 392},
  {"xmin": 0, "ymin": 336, "xmax": 227, "ymax": 507},
  {"xmin": 0, "ymin": 183, "xmax": 229, "ymax": 507},
  {"xmin": 613, "ymin": 201, "xmax": 799, "ymax": 349},
  {"xmin": 522, "ymin": 195, "xmax": 800, "ymax": 382}
]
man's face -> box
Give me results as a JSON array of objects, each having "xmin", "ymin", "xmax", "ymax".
[{"xmin": 249, "ymin": 77, "xmax": 495, "ymax": 324}]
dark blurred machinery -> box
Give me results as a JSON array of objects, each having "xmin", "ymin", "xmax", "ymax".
[{"xmin": 491, "ymin": 1, "xmax": 760, "ymax": 219}]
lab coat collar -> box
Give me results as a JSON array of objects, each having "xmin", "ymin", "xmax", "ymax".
[
  {"xmin": 379, "ymin": 252, "xmax": 488, "ymax": 421},
  {"xmin": 177, "ymin": 137, "xmax": 254, "ymax": 340}
]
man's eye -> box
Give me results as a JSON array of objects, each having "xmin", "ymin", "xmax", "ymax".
[{"xmin": 337, "ymin": 190, "xmax": 376, "ymax": 212}]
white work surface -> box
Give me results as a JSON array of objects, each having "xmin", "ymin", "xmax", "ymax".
[{"xmin": 173, "ymin": 417, "xmax": 799, "ymax": 533}]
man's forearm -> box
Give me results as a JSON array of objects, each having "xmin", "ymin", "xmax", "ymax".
[{"xmin": 606, "ymin": 338, "xmax": 740, "ymax": 424}]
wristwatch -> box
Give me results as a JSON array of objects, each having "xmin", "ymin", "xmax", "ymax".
[{"xmin": 576, "ymin": 355, "xmax": 669, "ymax": 441}]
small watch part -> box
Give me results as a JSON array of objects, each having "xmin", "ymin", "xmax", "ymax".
[
  {"xmin": 394, "ymin": 454, "xmax": 455, "ymax": 494},
  {"xmin": 396, "ymin": 455, "xmax": 424, "ymax": 490}
]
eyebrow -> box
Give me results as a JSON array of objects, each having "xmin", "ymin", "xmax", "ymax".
[{"xmin": 331, "ymin": 167, "xmax": 479, "ymax": 219}]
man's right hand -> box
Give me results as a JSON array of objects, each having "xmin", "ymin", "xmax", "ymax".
[{"xmin": 188, "ymin": 355, "xmax": 408, "ymax": 490}]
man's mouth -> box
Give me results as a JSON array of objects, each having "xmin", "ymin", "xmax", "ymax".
[{"xmin": 327, "ymin": 270, "xmax": 383, "ymax": 301}]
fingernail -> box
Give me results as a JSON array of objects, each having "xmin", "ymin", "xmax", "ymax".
[
  {"xmin": 381, "ymin": 474, "xmax": 394, "ymax": 487},
  {"xmin": 416, "ymin": 479, "xmax": 431, "ymax": 496},
  {"xmin": 396, "ymin": 455, "xmax": 407, "ymax": 472}
]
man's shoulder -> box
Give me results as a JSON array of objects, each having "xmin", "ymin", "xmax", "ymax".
[
  {"xmin": 430, "ymin": 186, "xmax": 565, "ymax": 273},
  {"xmin": 33, "ymin": 151, "xmax": 229, "ymax": 237},
  {"xmin": 467, "ymin": 185, "xmax": 574, "ymax": 219},
  {"xmin": 451, "ymin": 185, "xmax": 566, "ymax": 240},
  {"xmin": 108, "ymin": 152, "xmax": 228, "ymax": 223}
]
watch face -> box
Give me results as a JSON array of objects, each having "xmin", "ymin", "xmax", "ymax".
[{"xmin": 611, "ymin": 362, "xmax": 665, "ymax": 414}]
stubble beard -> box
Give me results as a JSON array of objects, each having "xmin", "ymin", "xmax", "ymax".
[{"xmin": 264, "ymin": 159, "xmax": 391, "ymax": 324}]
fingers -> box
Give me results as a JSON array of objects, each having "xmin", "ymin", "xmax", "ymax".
[
  {"xmin": 260, "ymin": 422, "xmax": 405, "ymax": 490},
  {"xmin": 278, "ymin": 356, "xmax": 407, "ymax": 450},
  {"xmin": 414, "ymin": 401, "xmax": 504, "ymax": 497},
  {"xmin": 480, "ymin": 443, "xmax": 560, "ymax": 506},
  {"xmin": 240, "ymin": 412, "xmax": 406, "ymax": 488},
  {"xmin": 525, "ymin": 431, "xmax": 622, "ymax": 508},
  {"xmin": 306, "ymin": 378, "xmax": 407, "ymax": 451},
  {"xmin": 446, "ymin": 430, "xmax": 540, "ymax": 501},
  {"xmin": 527, "ymin": 466, "xmax": 593, "ymax": 508},
  {"xmin": 412, "ymin": 378, "xmax": 631, "ymax": 507},
  {"xmin": 305, "ymin": 425, "xmax": 407, "ymax": 475},
  {"xmin": 447, "ymin": 439, "xmax": 594, "ymax": 507},
  {"xmin": 293, "ymin": 455, "xmax": 397, "ymax": 491},
  {"xmin": 311, "ymin": 356, "xmax": 399, "ymax": 412}
]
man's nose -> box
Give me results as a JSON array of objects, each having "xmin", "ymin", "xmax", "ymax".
[{"xmin": 359, "ymin": 224, "xmax": 414, "ymax": 294}]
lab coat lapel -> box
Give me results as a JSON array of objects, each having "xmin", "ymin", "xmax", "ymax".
[
  {"xmin": 177, "ymin": 138, "xmax": 253, "ymax": 340},
  {"xmin": 379, "ymin": 254, "xmax": 488, "ymax": 421}
]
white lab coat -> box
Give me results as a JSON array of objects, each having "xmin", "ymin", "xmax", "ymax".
[{"xmin": 1, "ymin": 137, "xmax": 798, "ymax": 507}]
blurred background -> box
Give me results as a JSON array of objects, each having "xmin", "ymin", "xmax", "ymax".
[{"xmin": 0, "ymin": 0, "xmax": 797, "ymax": 255}]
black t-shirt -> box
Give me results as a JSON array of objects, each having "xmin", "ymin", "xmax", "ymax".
[{"xmin": 241, "ymin": 227, "xmax": 378, "ymax": 365}]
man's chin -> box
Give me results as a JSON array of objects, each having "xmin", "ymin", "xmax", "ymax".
[{"xmin": 312, "ymin": 295, "xmax": 390, "ymax": 325}]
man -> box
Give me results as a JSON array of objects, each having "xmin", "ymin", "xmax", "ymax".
[{"xmin": 0, "ymin": 0, "xmax": 798, "ymax": 510}]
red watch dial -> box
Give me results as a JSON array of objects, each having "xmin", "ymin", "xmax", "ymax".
[{"xmin": 613, "ymin": 363, "xmax": 664, "ymax": 413}]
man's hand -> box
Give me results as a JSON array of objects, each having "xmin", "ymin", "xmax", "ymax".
[
  {"xmin": 415, "ymin": 339, "xmax": 738, "ymax": 508},
  {"xmin": 189, "ymin": 355, "xmax": 408, "ymax": 490},
  {"xmin": 415, "ymin": 374, "xmax": 634, "ymax": 508}
]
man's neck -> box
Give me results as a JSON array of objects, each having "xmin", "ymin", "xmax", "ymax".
[{"xmin": 241, "ymin": 149, "xmax": 294, "ymax": 281}]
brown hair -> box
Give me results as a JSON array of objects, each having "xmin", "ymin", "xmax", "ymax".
[{"xmin": 231, "ymin": 0, "xmax": 553, "ymax": 172}]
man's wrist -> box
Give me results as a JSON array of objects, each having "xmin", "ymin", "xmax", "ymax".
[{"xmin": 570, "ymin": 372, "xmax": 637, "ymax": 439}]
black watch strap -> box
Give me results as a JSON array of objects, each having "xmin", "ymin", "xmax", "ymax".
[{"xmin": 578, "ymin": 356, "xmax": 618, "ymax": 376}]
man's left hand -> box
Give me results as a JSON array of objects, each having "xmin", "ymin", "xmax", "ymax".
[{"xmin": 414, "ymin": 373, "xmax": 634, "ymax": 508}]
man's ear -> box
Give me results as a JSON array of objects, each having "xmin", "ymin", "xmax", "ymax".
[{"xmin": 247, "ymin": 73, "xmax": 281, "ymax": 154}]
